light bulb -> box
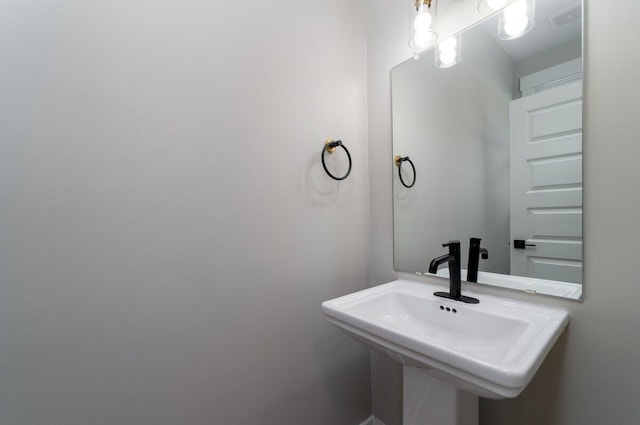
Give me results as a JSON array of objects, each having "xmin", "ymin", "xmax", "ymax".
[
  {"xmin": 439, "ymin": 37, "xmax": 457, "ymax": 52},
  {"xmin": 486, "ymin": 0, "xmax": 506, "ymax": 10},
  {"xmin": 413, "ymin": 6, "xmax": 432, "ymax": 32},
  {"xmin": 503, "ymin": 0, "xmax": 527, "ymax": 21},
  {"xmin": 413, "ymin": 31, "xmax": 433, "ymax": 48},
  {"xmin": 498, "ymin": 0, "xmax": 534, "ymax": 40},
  {"xmin": 504, "ymin": 14, "xmax": 528, "ymax": 36},
  {"xmin": 439, "ymin": 49, "xmax": 457, "ymax": 66}
]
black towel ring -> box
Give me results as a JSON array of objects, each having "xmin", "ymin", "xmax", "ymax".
[
  {"xmin": 322, "ymin": 139, "xmax": 352, "ymax": 181},
  {"xmin": 395, "ymin": 155, "xmax": 416, "ymax": 188}
]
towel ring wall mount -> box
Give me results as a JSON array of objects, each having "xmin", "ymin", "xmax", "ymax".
[{"xmin": 322, "ymin": 139, "xmax": 352, "ymax": 181}]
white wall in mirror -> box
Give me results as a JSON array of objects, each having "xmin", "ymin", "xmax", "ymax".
[{"xmin": 392, "ymin": 0, "xmax": 583, "ymax": 299}]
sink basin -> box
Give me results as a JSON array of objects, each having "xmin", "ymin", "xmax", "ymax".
[{"xmin": 322, "ymin": 279, "xmax": 569, "ymax": 399}]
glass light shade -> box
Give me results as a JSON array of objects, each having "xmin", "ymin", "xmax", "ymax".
[
  {"xmin": 477, "ymin": 0, "xmax": 506, "ymax": 13},
  {"xmin": 408, "ymin": 1, "xmax": 438, "ymax": 53},
  {"xmin": 439, "ymin": 37, "xmax": 457, "ymax": 51},
  {"xmin": 413, "ymin": 5, "xmax": 432, "ymax": 32},
  {"xmin": 504, "ymin": 14, "xmax": 529, "ymax": 36},
  {"xmin": 435, "ymin": 34, "xmax": 461, "ymax": 68},
  {"xmin": 504, "ymin": 0, "xmax": 528, "ymax": 19},
  {"xmin": 409, "ymin": 30, "xmax": 438, "ymax": 52},
  {"xmin": 487, "ymin": 0, "xmax": 507, "ymax": 9},
  {"xmin": 498, "ymin": 0, "xmax": 535, "ymax": 40}
]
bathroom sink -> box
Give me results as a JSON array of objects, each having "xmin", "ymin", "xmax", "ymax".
[{"xmin": 322, "ymin": 279, "xmax": 569, "ymax": 398}]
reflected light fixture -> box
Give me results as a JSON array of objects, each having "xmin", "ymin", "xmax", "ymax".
[
  {"xmin": 409, "ymin": 0, "xmax": 437, "ymax": 53},
  {"xmin": 435, "ymin": 34, "xmax": 461, "ymax": 68},
  {"xmin": 477, "ymin": 0, "xmax": 507, "ymax": 13},
  {"xmin": 487, "ymin": 0, "xmax": 507, "ymax": 9},
  {"xmin": 498, "ymin": 0, "xmax": 535, "ymax": 40}
]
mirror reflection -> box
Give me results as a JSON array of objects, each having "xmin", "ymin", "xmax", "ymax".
[{"xmin": 392, "ymin": 0, "xmax": 583, "ymax": 299}]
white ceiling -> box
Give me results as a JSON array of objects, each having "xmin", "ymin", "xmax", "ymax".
[{"xmin": 480, "ymin": 0, "xmax": 582, "ymax": 62}]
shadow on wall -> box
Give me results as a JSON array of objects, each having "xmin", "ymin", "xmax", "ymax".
[
  {"xmin": 371, "ymin": 350, "xmax": 403, "ymax": 425},
  {"xmin": 393, "ymin": 167, "xmax": 415, "ymax": 208},
  {"xmin": 300, "ymin": 145, "xmax": 356, "ymax": 207}
]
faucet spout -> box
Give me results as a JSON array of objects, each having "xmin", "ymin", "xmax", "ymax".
[
  {"xmin": 428, "ymin": 253, "xmax": 453, "ymax": 274},
  {"xmin": 429, "ymin": 240, "xmax": 479, "ymax": 304},
  {"xmin": 428, "ymin": 241, "xmax": 462, "ymax": 299}
]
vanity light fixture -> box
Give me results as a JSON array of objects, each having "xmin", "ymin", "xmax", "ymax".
[
  {"xmin": 409, "ymin": 0, "xmax": 438, "ymax": 53},
  {"xmin": 477, "ymin": 0, "xmax": 507, "ymax": 13},
  {"xmin": 435, "ymin": 34, "xmax": 461, "ymax": 68},
  {"xmin": 498, "ymin": 0, "xmax": 535, "ymax": 40},
  {"xmin": 413, "ymin": 0, "xmax": 433, "ymax": 32},
  {"xmin": 486, "ymin": 0, "xmax": 507, "ymax": 9}
]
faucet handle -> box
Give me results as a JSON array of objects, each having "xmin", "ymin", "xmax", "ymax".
[
  {"xmin": 442, "ymin": 240, "xmax": 461, "ymax": 258},
  {"xmin": 442, "ymin": 240, "xmax": 460, "ymax": 247}
]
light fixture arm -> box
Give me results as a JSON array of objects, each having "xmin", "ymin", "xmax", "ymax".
[{"xmin": 415, "ymin": 0, "xmax": 432, "ymax": 12}]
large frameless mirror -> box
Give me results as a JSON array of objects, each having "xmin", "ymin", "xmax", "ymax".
[{"xmin": 392, "ymin": 0, "xmax": 583, "ymax": 299}]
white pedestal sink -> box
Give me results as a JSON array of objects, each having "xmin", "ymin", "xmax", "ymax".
[
  {"xmin": 322, "ymin": 279, "xmax": 569, "ymax": 424},
  {"xmin": 403, "ymin": 367, "xmax": 478, "ymax": 425}
]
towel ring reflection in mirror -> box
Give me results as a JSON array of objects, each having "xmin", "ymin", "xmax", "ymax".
[{"xmin": 395, "ymin": 155, "xmax": 416, "ymax": 188}]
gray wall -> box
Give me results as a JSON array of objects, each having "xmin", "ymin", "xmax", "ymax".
[
  {"xmin": 0, "ymin": 1, "xmax": 371, "ymax": 424},
  {"xmin": 367, "ymin": 0, "xmax": 640, "ymax": 424}
]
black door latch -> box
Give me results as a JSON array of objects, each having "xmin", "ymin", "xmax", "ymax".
[{"xmin": 514, "ymin": 239, "xmax": 537, "ymax": 249}]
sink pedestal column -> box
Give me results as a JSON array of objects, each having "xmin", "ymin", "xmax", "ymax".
[{"xmin": 403, "ymin": 366, "xmax": 478, "ymax": 425}]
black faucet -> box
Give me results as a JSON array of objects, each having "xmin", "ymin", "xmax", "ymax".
[
  {"xmin": 467, "ymin": 237, "xmax": 488, "ymax": 283},
  {"xmin": 429, "ymin": 240, "xmax": 479, "ymax": 304}
]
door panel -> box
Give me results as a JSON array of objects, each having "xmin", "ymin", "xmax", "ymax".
[
  {"xmin": 510, "ymin": 80, "xmax": 583, "ymax": 284},
  {"xmin": 530, "ymin": 101, "xmax": 582, "ymax": 139},
  {"xmin": 528, "ymin": 208, "xmax": 582, "ymax": 238},
  {"xmin": 530, "ymin": 154, "xmax": 582, "ymax": 188},
  {"xmin": 528, "ymin": 257, "xmax": 583, "ymax": 283}
]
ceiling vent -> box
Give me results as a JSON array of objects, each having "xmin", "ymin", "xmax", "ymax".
[{"xmin": 547, "ymin": 5, "xmax": 581, "ymax": 31}]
